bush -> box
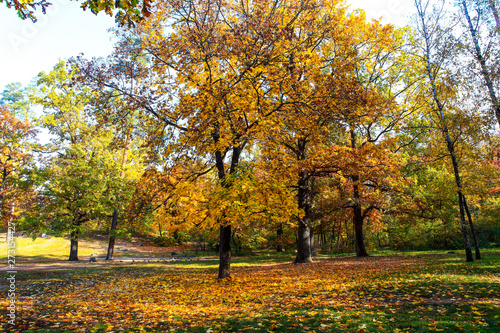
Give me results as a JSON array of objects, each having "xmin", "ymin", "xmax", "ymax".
[{"xmin": 153, "ymin": 235, "xmax": 177, "ymax": 247}]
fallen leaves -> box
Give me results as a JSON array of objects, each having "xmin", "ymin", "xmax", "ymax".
[{"xmin": 1, "ymin": 254, "xmax": 499, "ymax": 332}]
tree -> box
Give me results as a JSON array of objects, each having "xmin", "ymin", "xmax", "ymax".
[
  {"xmin": 0, "ymin": 106, "xmax": 35, "ymax": 242},
  {"xmin": 457, "ymin": 0, "xmax": 500, "ymax": 129},
  {"xmin": 413, "ymin": 0, "xmax": 477, "ymax": 262},
  {"xmin": 1, "ymin": 0, "xmax": 153, "ymax": 25},
  {"xmin": 335, "ymin": 20, "xmax": 414, "ymax": 257},
  {"xmin": 253, "ymin": 0, "xmax": 360, "ymax": 263},
  {"xmin": 22, "ymin": 61, "xmax": 129, "ymax": 261},
  {"xmin": 0, "ymin": 82, "xmax": 36, "ymax": 243},
  {"xmin": 275, "ymin": 17, "xmax": 410, "ymax": 259},
  {"xmin": 240, "ymin": 0, "xmax": 412, "ymax": 261},
  {"xmin": 105, "ymin": 127, "xmax": 133, "ymax": 260},
  {"xmin": 28, "ymin": 142, "xmax": 123, "ymax": 260},
  {"xmin": 0, "ymin": 82, "xmax": 33, "ymax": 120},
  {"xmin": 76, "ymin": 0, "xmax": 365, "ymax": 277},
  {"xmin": 488, "ymin": 0, "xmax": 500, "ymax": 28},
  {"xmin": 0, "ymin": 0, "xmax": 50, "ymax": 21}
]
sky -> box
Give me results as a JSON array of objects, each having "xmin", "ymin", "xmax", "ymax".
[{"xmin": 0, "ymin": 0, "xmax": 416, "ymax": 92}]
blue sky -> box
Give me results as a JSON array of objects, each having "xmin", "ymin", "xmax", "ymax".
[
  {"xmin": 0, "ymin": 0, "xmax": 115, "ymax": 90},
  {"xmin": 0, "ymin": 0, "xmax": 415, "ymax": 91}
]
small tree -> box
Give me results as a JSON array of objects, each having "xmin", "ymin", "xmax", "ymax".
[
  {"xmin": 413, "ymin": 0, "xmax": 478, "ymax": 262},
  {"xmin": 22, "ymin": 61, "xmax": 128, "ymax": 260}
]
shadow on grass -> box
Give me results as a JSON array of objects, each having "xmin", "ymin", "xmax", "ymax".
[
  {"xmin": 19, "ymin": 302, "xmax": 500, "ymax": 333},
  {"xmin": 9, "ymin": 251, "xmax": 500, "ymax": 333},
  {"xmin": 148, "ymin": 302, "xmax": 499, "ymax": 333}
]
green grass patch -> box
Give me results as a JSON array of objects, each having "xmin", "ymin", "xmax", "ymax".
[{"xmin": 0, "ymin": 234, "xmax": 107, "ymax": 260}]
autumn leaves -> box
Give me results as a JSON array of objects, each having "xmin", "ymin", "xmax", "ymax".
[
  {"xmin": 65, "ymin": 0, "xmax": 407, "ymax": 276},
  {"xmin": 6, "ymin": 0, "xmax": 497, "ymax": 279},
  {"xmin": 7, "ymin": 253, "xmax": 499, "ymax": 332}
]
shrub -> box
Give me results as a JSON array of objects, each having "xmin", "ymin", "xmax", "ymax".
[{"xmin": 153, "ymin": 235, "xmax": 177, "ymax": 247}]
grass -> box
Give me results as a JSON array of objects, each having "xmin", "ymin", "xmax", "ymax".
[
  {"xmin": 0, "ymin": 233, "xmax": 195, "ymax": 262},
  {"xmin": 0, "ymin": 234, "xmax": 108, "ymax": 260},
  {"xmin": 1, "ymin": 236, "xmax": 499, "ymax": 332}
]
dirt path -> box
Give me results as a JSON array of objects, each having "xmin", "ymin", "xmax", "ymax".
[
  {"xmin": 0, "ymin": 232, "xmax": 215, "ymax": 273},
  {"xmin": 2, "ymin": 254, "xmax": 216, "ymax": 273}
]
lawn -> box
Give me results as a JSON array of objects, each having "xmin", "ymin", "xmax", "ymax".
[{"xmin": 1, "ymin": 237, "xmax": 499, "ymax": 332}]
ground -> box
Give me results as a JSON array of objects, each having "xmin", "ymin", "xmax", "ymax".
[
  {"xmin": 0, "ymin": 234, "xmax": 499, "ymax": 332},
  {"xmin": 0, "ymin": 232, "xmax": 205, "ymax": 272}
]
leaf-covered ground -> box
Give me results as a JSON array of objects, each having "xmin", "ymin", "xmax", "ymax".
[{"xmin": 2, "ymin": 252, "xmax": 500, "ymax": 332}]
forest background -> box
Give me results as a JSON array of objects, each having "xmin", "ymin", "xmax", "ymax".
[{"xmin": 1, "ymin": 0, "xmax": 500, "ymax": 280}]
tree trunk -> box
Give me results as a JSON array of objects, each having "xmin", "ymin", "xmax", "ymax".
[
  {"xmin": 295, "ymin": 170, "xmax": 313, "ymax": 263},
  {"xmin": 462, "ymin": 1, "xmax": 500, "ymax": 127},
  {"xmin": 69, "ymin": 230, "xmax": 79, "ymax": 261},
  {"xmin": 320, "ymin": 228, "xmax": 326, "ymax": 249},
  {"xmin": 443, "ymin": 119, "xmax": 473, "ymax": 263},
  {"xmin": 276, "ymin": 223, "xmax": 283, "ymax": 252},
  {"xmin": 106, "ymin": 130, "xmax": 131, "ymax": 261},
  {"xmin": 5, "ymin": 202, "xmax": 14, "ymax": 244},
  {"xmin": 231, "ymin": 228, "xmax": 240, "ymax": 254},
  {"xmin": 350, "ymin": 130, "xmax": 368, "ymax": 257},
  {"xmin": 106, "ymin": 210, "xmax": 119, "ymax": 260},
  {"xmin": 295, "ymin": 221, "xmax": 312, "ymax": 263},
  {"xmin": 489, "ymin": 0, "xmax": 500, "ymax": 29},
  {"xmin": 353, "ymin": 203, "xmax": 368, "ymax": 257},
  {"xmin": 442, "ymin": 97, "xmax": 473, "ymax": 263},
  {"xmin": 462, "ymin": 194, "xmax": 481, "ymax": 259},
  {"xmin": 457, "ymin": 192, "xmax": 474, "ymax": 262},
  {"xmin": 310, "ymin": 226, "xmax": 315, "ymax": 256},
  {"xmin": 417, "ymin": 4, "xmax": 474, "ymax": 262},
  {"xmin": 215, "ymin": 142, "xmax": 232, "ymax": 278},
  {"xmin": 213, "ymin": 132, "xmax": 244, "ymax": 278},
  {"xmin": 218, "ymin": 225, "xmax": 231, "ymax": 279}
]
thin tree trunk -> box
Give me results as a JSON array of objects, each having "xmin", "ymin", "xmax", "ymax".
[
  {"xmin": 276, "ymin": 223, "xmax": 283, "ymax": 252},
  {"xmin": 105, "ymin": 210, "xmax": 119, "ymax": 260},
  {"xmin": 442, "ymin": 106, "xmax": 473, "ymax": 262},
  {"xmin": 489, "ymin": 0, "xmax": 500, "ymax": 29},
  {"xmin": 106, "ymin": 130, "xmax": 131, "ymax": 260},
  {"xmin": 6, "ymin": 203, "xmax": 14, "ymax": 244},
  {"xmin": 69, "ymin": 230, "xmax": 79, "ymax": 261},
  {"xmin": 441, "ymin": 110, "xmax": 473, "ymax": 263},
  {"xmin": 231, "ymin": 228, "xmax": 239, "ymax": 254},
  {"xmin": 462, "ymin": 193, "xmax": 481, "ymax": 259},
  {"xmin": 330, "ymin": 225, "xmax": 335, "ymax": 251},
  {"xmin": 456, "ymin": 191, "xmax": 473, "ymax": 261},
  {"xmin": 417, "ymin": 2, "xmax": 474, "ymax": 262},
  {"xmin": 321, "ymin": 229, "xmax": 326, "ymax": 248},
  {"xmin": 440, "ymin": 99, "xmax": 474, "ymax": 263},
  {"xmin": 462, "ymin": 0, "xmax": 500, "ymax": 126}
]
